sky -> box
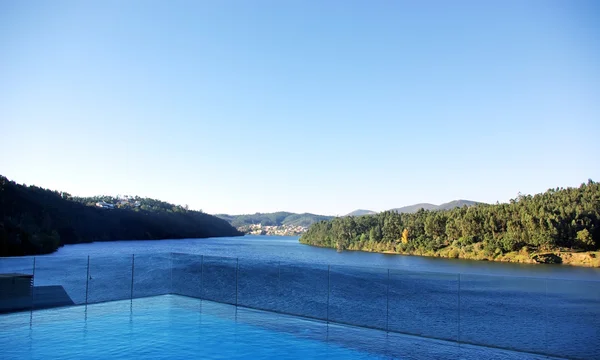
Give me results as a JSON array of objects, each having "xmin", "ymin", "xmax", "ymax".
[{"xmin": 1, "ymin": 1, "xmax": 599, "ymax": 216}]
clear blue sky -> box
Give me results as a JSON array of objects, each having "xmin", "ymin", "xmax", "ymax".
[{"xmin": 1, "ymin": 1, "xmax": 599, "ymax": 215}]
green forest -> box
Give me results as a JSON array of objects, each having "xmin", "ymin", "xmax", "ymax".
[
  {"xmin": 0, "ymin": 175, "xmax": 242, "ymax": 256},
  {"xmin": 300, "ymin": 181, "xmax": 600, "ymax": 266}
]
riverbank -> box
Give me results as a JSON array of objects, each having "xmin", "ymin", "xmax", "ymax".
[
  {"xmin": 372, "ymin": 246, "xmax": 600, "ymax": 267},
  {"xmin": 301, "ymin": 238, "xmax": 600, "ymax": 267}
]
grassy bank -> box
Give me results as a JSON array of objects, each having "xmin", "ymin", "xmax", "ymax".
[{"xmin": 372, "ymin": 245, "xmax": 600, "ymax": 267}]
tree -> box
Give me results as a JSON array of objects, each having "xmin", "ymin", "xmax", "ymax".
[
  {"xmin": 445, "ymin": 219, "xmax": 461, "ymax": 242},
  {"xmin": 577, "ymin": 229, "xmax": 595, "ymax": 249},
  {"xmin": 425, "ymin": 213, "xmax": 446, "ymax": 240},
  {"xmin": 382, "ymin": 214, "xmax": 401, "ymax": 243},
  {"xmin": 369, "ymin": 226, "xmax": 382, "ymax": 242},
  {"xmin": 401, "ymin": 228, "xmax": 409, "ymax": 244}
]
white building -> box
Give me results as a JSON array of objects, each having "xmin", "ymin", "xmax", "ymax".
[{"xmin": 96, "ymin": 201, "xmax": 115, "ymax": 209}]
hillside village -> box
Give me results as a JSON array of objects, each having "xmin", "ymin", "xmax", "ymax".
[
  {"xmin": 238, "ymin": 223, "xmax": 309, "ymax": 236},
  {"xmin": 95, "ymin": 195, "xmax": 141, "ymax": 209}
]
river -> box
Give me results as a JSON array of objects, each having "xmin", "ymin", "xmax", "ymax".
[
  {"xmin": 1, "ymin": 235, "xmax": 599, "ymax": 359},
  {"xmin": 44, "ymin": 235, "xmax": 600, "ymax": 281}
]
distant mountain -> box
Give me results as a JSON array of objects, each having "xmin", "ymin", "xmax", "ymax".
[
  {"xmin": 391, "ymin": 200, "xmax": 481, "ymax": 213},
  {"xmin": 390, "ymin": 203, "xmax": 438, "ymax": 213},
  {"xmin": 437, "ymin": 200, "xmax": 480, "ymax": 210},
  {"xmin": 216, "ymin": 212, "xmax": 334, "ymax": 228},
  {"xmin": 217, "ymin": 200, "xmax": 482, "ymax": 229},
  {"xmin": 345, "ymin": 209, "xmax": 377, "ymax": 217}
]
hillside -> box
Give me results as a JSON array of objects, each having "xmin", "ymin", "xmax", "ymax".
[
  {"xmin": 218, "ymin": 200, "xmax": 481, "ymax": 231},
  {"xmin": 300, "ymin": 181, "xmax": 600, "ymax": 266},
  {"xmin": 437, "ymin": 200, "xmax": 480, "ymax": 210},
  {"xmin": 216, "ymin": 212, "xmax": 333, "ymax": 228},
  {"xmin": 390, "ymin": 203, "xmax": 438, "ymax": 213},
  {"xmin": 345, "ymin": 209, "xmax": 378, "ymax": 217},
  {"xmin": 0, "ymin": 175, "xmax": 242, "ymax": 256},
  {"xmin": 391, "ymin": 200, "xmax": 480, "ymax": 213},
  {"xmin": 345, "ymin": 201, "xmax": 480, "ymax": 217}
]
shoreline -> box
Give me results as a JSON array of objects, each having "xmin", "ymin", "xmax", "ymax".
[
  {"xmin": 304, "ymin": 243, "xmax": 600, "ymax": 268},
  {"xmin": 377, "ymin": 248, "xmax": 600, "ymax": 267}
]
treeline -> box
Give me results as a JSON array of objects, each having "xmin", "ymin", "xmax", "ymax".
[
  {"xmin": 300, "ymin": 181, "xmax": 599, "ymax": 258},
  {"xmin": 72, "ymin": 195, "xmax": 194, "ymax": 214},
  {"xmin": 217, "ymin": 212, "xmax": 334, "ymax": 228},
  {"xmin": 0, "ymin": 175, "xmax": 242, "ymax": 256}
]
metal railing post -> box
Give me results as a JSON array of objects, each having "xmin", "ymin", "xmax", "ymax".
[
  {"xmin": 85, "ymin": 255, "xmax": 90, "ymax": 305},
  {"xmin": 200, "ymin": 255, "xmax": 204, "ymax": 299},
  {"xmin": 327, "ymin": 265, "xmax": 330, "ymax": 323},
  {"xmin": 544, "ymin": 278, "xmax": 548, "ymax": 354},
  {"xmin": 130, "ymin": 254, "xmax": 135, "ymax": 300},
  {"xmin": 235, "ymin": 258, "xmax": 239, "ymax": 306},
  {"xmin": 458, "ymin": 273, "xmax": 461, "ymax": 343},
  {"xmin": 386, "ymin": 268, "xmax": 390, "ymax": 332},
  {"xmin": 30, "ymin": 257, "xmax": 36, "ymax": 313},
  {"xmin": 169, "ymin": 253, "xmax": 173, "ymax": 295}
]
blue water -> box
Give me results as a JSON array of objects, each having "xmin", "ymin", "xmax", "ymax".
[
  {"xmin": 0, "ymin": 295, "xmax": 562, "ymax": 360},
  {"xmin": 0, "ymin": 296, "xmax": 378, "ymax": 360},
  {"xmin": 48, "ymin": 235, "xmax": 600, "ymax": 281},
  {"xmin": 1, "ymin": 236, "xmax": 598, "ymax": 359}
]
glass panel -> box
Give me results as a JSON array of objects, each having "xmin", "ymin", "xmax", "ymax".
[
  {"xmin": 0, "ymin": 309, "xmax": 34, "ymax": 336},
  {"xmin": 459, "ymin": 274, "xmax": 546, "ymax": 354},
  {"xmin": 132, "ymin": 253, "xmax": 171, "ymax": 298},
  {"xmin": 386, "ymin": 331, "xmax": 461, "ymax": 360},
  {"xmin": 457, "ymin": 342, "xmax": 550, "ymax": 360},
  {"xmin": 546, "ymin": 278, "xmax": 600, "ymax": 360},
  {"xmin": 328, "ymin": 265, "xmax": 387, "ymax": 329},
  {"xmin": 328, "ymin": 322, "xmax": 407, "ymax": 360},
  {"xmin": 87, "ymin": 255, "xmax": 133, "ymax": 304},
  {"xmin": 237, "ymin": 259, "xmax": 280, "ymax": 311},
  {"xmin": 0, "ymin": 256, "xmax": 34, "ymax": 274},
  {"xmin": 85, "ymin": 298, "xmax": 133, "ymax": 320},
  {"xmin": 388, "ymin": 269, "xmax": 459, "ymax": 341},
  {"xmin": 171, "ymin": 253, "xmax": 203, "ymax": 298},
  {"xmin": 30, "ymin": 300, "xmax": 87, "ymax": 328},
  {"xmin": 278, "ymin": 263, "xmax": 328, "ymax": 320},
  {"xmin": 235, "ymin": 307, "xmax": 328, "ymax": 343},
  {"xmin": 201, "ymin": 256, "xmax": 237, "ymax": 305},
  {"xmin": 0, "ymin": 257, "xmax": 34, "ymax": 313},
  {"xmin": 168, "ymin": 294, "xmax": 202, "ymax": 313},
  {"xmin": 33, "ymin": 256, "xmax": 88, "ymax": 309},
  {"xmin": 198, "ymin": 298, "xmax": 238, "ymax": 322}
]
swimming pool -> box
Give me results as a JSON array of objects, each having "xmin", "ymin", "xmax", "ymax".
[{"xmin": 0, "ymin": 295, "xmax": 563, "ymax": 360}]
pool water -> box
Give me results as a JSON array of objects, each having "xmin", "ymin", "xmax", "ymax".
[
  {"xmin": 0, "ymin": 295, "xmax": 560, "ymax": 360},
  {"xmin": 1, "ymin": 296, "xmax": 383, "ymax": 360}
]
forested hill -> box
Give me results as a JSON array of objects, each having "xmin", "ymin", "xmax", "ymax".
[
  {"xmin": 0, "ymin": 175, "xmax": 242, "ymax": 256},
  {"xmin": 216, "ymin": 212, "xmax": 334, "ymax": 228},
  {"xmin": 344, "ymin": 200, "xmax": 480, "ymax": 217},
  {"xmin": 300, "ymin": 181, "xmax": 600, "ymax": 265},
  {"xmin": 390, "ymin": 200, "xmax": 480, "ymax": 214}
]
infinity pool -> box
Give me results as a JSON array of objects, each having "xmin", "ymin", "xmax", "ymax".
[{"xmin": 0, "ymin": 295, "xmax": 560, "ymax": 360}]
